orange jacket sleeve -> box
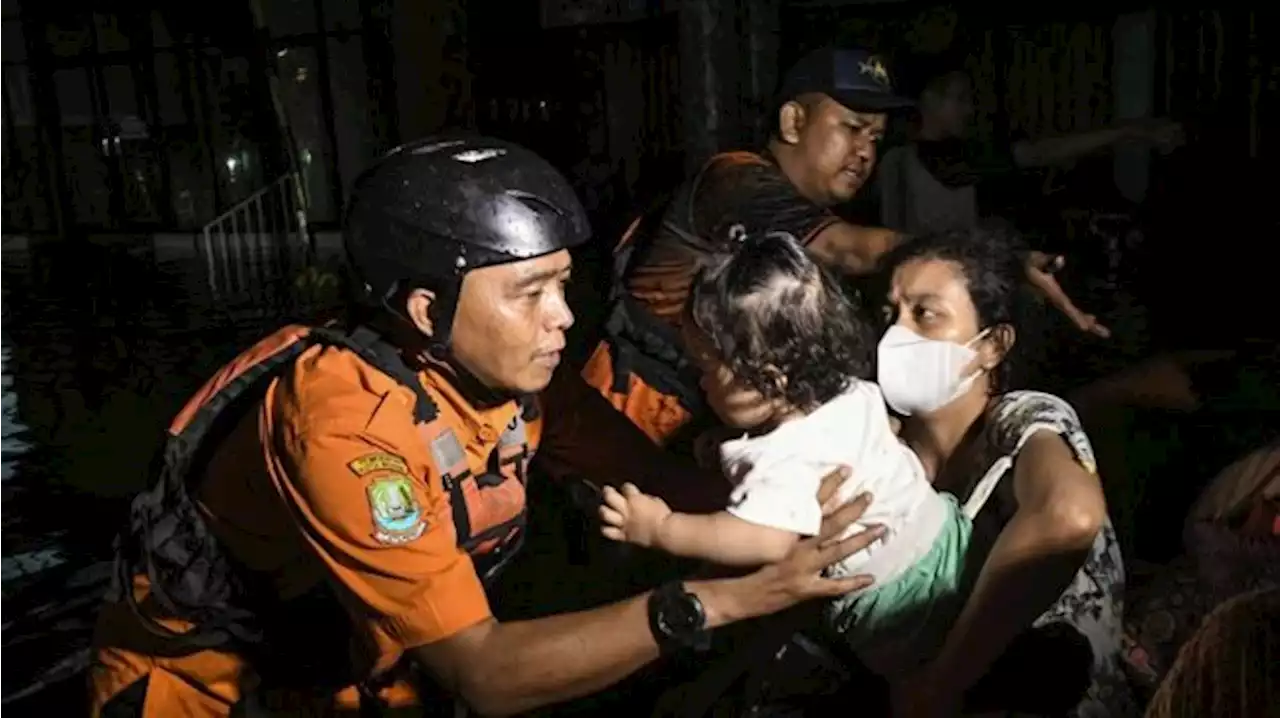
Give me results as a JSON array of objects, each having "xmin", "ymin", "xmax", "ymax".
[
  {"xmin": 265, "ymin": 375, "xmax": 492, "ymax": 662},
  {"xmin": 535, "ymin": 370, "xmax": 729, "ymax": 513}
]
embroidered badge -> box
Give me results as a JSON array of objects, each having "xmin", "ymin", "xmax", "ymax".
[
  {"xmin": 348, "ymin": 452, "xmax": 409, "ymax": 477},
  {"xmin": 366, "ymin": 475, "xmax": 426, "ymax": 544}
]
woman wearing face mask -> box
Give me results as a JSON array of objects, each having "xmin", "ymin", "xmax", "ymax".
[{"xmin": 878, "ymin": 226, "xmax": 1135, "ymax": 718}]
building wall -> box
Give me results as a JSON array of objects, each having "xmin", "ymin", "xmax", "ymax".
[
  {"xmin": 391, "ymin": 0, "xmax": 468, "ymax": 142},
  {"xmin": 6, "ymin": 3, "xmax": 1274, "ymax": 240},
  {"xmin": 1, "ymin": 1, "xmax": 398, "ymax": 237}
]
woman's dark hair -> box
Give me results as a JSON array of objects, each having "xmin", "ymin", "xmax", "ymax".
[
  {"xmin": 687, "ymin": 232, "xmax": 874, "ymax": 411},
  {"xmin": 878, "ymin": 225, "xmax": 1035, "ymax": 392}
]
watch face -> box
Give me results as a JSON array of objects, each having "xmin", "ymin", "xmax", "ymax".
[
  {"xmin": 661, "ymin": 595, "xmax": 697, "ymax": 633},
  {"xmin": 658, "ymin": 588, "xmax": 705, "ymax": 638},
  {"xmin": 650, "ymin": 584, "xmax": 709, "ymax": 652}
]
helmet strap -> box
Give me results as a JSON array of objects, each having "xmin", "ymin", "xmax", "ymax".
[
  {"xmin": 367, "ymin": 278, "xmax": 515, "ymax": 410},
  {"xmin": 424, "ymin": 278, "xmax": 460, "ymax": 351},
  {"xmin": 375, "ymin": 276, "xmax": 461, "ymax": 348}
]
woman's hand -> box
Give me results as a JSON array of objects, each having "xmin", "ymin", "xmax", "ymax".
[{"xmin": 721, "ymin": 466, "xmax": 884, "ymax": 620}]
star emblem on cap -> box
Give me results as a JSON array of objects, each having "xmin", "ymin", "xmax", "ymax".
[{"xmin": 859, "ymin": 57, "xmax": 890, "ymax": 86}]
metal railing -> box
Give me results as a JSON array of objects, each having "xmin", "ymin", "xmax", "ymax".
[{"xmin": 199, "ymin": 172, "xmax": 311, "ymax": 305}]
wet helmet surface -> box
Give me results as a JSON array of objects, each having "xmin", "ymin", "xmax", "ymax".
[{"xmin": 344, "ymin": 134, "xmax": 591, "ymax": 304}]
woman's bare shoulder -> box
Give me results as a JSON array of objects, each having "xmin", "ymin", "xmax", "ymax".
[{"xmin": 985, "ymin": 391, "xmax": 1096, "ymax": 472}]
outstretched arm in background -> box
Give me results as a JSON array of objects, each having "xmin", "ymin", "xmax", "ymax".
[{"xmin": 808, "ymin": 221, "xmax": 1111, "ymax": 338}]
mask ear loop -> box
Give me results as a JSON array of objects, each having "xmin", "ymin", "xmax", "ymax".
[
  {"xmin": 965, "ymin": 327, "xmax": 994, "ymax": 349},
  {"xmin": 962, "ymin": 327, "xmax": 995, "ymax": 379}
]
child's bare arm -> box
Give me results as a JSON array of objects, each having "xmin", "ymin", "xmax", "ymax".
[
  {"xmin": 658, "ymin": 511, "xmax": 801, "ymax": 566},
  {"xmin": 599, "ymin": 483, "xmax": 800, "ymax": 566}
]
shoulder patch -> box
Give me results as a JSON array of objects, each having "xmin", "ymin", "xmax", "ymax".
[
  {"xmin": 349, "ymin": 452, "xmax": 409, "ymax": 477},
  {"xmin": 367, "ymin": 475, "xmax": 426, "ymax": 544}
]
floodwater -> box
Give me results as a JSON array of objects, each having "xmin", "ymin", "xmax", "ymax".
[{"xmin": 0, "ymin": 238, "xmax": 342, "ymax": 711}]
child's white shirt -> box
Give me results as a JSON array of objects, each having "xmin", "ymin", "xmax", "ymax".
[{"xmin": 721, "ymin": 380, "xmax": 951, "ymax": 586}]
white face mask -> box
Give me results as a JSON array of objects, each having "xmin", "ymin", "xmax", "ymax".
[{"xmin": 876, "ymin": 324, "xmax": 990, "ymax": 416}]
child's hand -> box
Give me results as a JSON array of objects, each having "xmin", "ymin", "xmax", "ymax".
[{"xmin": 599, "ymin": 482, "xmax": 672, "ymax": 548}]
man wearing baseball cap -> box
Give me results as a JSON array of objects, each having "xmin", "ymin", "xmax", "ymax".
[{"xmin": 579, "ymin": 46, "xmax": 1088, "ymax": 450}]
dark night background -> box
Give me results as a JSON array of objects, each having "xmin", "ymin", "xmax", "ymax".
[{"xmin": 1, "ymin": 1, "xmax": 1277, "ymax": 715}]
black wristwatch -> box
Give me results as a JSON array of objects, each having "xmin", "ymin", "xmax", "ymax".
[{"xmin": 648, "ymin": 581, "xmax": 711, "ymax": 655}]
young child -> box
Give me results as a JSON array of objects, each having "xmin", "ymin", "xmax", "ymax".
[{"xmin": 599, "ymin": 232, "xmax": 974, "ymax": 676}]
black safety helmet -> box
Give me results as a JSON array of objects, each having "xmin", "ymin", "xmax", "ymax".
[{"xmin": 344, "ymin": 134, "xmax": 590, "ymax": 347}]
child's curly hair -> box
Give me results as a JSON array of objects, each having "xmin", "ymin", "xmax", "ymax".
[{"xmin": 686, "ymin": 231, "xmax": 875, "ymax": 411}]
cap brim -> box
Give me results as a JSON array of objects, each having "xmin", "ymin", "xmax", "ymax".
[{"xmin": 829, "ymin": 89, "xmax": 915, "ymax": 112}]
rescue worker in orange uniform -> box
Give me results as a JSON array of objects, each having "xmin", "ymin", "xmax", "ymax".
[
  {"xmin": 581, "ymin": 46, "xmax": 1103, "ymax": 447},
  {"xmin": 88, "ymin": 135, "xmax": 884, "ymax": 717}
]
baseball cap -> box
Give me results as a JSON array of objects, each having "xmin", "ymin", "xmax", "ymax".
[{"xmin": 777, "ymin": 47, "xmax": 914, "ymax": 112}]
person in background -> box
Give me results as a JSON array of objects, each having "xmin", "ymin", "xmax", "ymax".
[
  {"xmin": 1143, "ymin": 587, "xmax": 1279, "ymax": 718},
  {"xmin": 877, "ymin": 51, "xmax": 1183, "ymax": 238},
  {"xmin": 582, "ymin": 46, "xmax": 1103, "ymax": 451},
  {"xmin": 875, "ymin": 52, "xmax": 1182, "ymax": 338}
]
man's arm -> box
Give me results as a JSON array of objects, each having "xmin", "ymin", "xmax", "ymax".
[
  {"xmin": 805, "ymin": 221, "xmax": 905, "ymax": 276},
  {"xmin": 803, "ymin": 221, "xmax": 1110, "ymax": 337},
  {"xmin": 415, "ymin": 486, "xmax": 882, "ymax": 716},
  {"xmin": 1012, "ymin": 118, "xmax": 1181, "ymax": 168},
  {"xmin": 411, "ymin": 579, "xmax": 735, "ymax": 716},
  {"xmin": 689, "ymin": 156, "xmax": 903, "ymax": 277},
  {"xmin": 1012, "ymin": 125, "xmax": 1131, "ymax": 168},
  {"xmin": 1023, "ymin": 251, "xmax": 1111, "ymax": 338}
]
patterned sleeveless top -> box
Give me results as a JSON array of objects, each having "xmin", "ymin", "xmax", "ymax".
[{"xmin": 960, "ymin": 391, "xmax": 1137, "ymax": 717}]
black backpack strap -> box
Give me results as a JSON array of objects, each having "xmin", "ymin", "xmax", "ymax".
[
  {"xmin": 117, "ymin": 324, "xmax": 441, "ymax": 652},
  {"xmin": 608, "ymin": 195, "xmax": 675, "ymax": 297},
  {"xmin": 312, "ymin": 325, "xmax": 439, "ymax": 423},
  {"xmin": 121, "ymin": 336, "xmax": 316, "ymax": 648}
]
